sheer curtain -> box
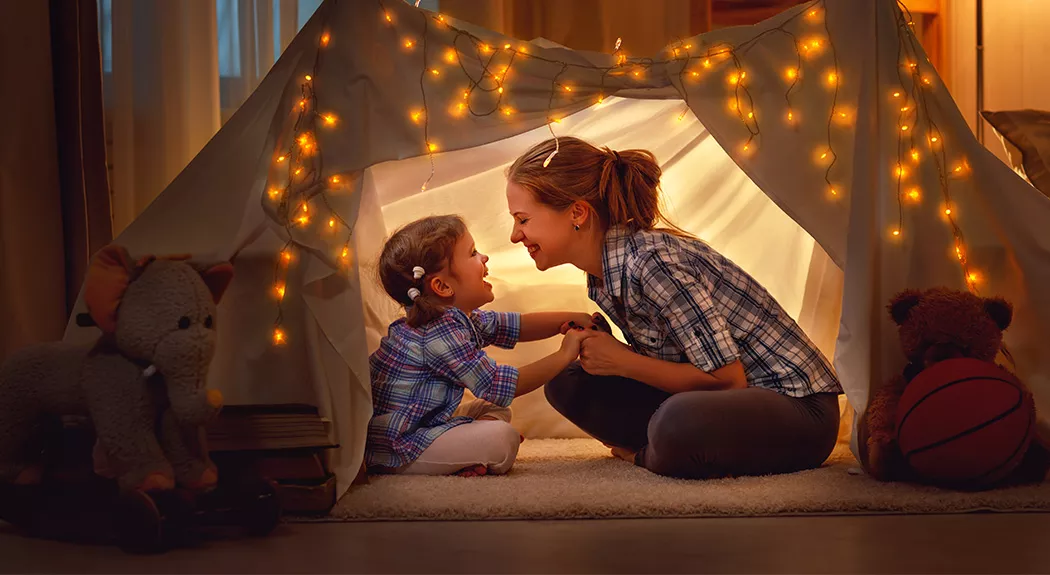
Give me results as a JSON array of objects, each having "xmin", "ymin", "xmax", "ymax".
[{"xmin": 97, "ymin": 0, "xmax": 327, "ymax": 235}]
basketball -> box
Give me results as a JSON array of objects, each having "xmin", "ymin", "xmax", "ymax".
[{"xmin": 895, "ymin": 357, "xmax": 1035, "ymax": 488}]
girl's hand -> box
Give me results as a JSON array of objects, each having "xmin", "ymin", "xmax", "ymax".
[
  {"xmin": 559, "ymin": 312, "xmax": 613, "ymax": 335},
  {"xmin": 559, "ymin": 326, "xmax": 598, "ymax": 359},
  {"xmin": 579, "ymin": 331, "xmax": 632, "ymax": 376}
]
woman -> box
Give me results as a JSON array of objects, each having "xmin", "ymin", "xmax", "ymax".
[{"xmin": 504, "ymin": 136, "xmax": 843, "ymax": 479}]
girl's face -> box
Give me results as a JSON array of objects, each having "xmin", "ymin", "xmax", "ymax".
[
  {"xmin": 444, "ymin": 230, "xmax": 494, "ymax": 312},
  {"xmin": 505, "ymin": 181, "xmax": 579, "ymax": 271}
]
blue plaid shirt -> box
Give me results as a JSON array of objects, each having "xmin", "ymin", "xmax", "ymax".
[
  {"xmin": 588, "ymin": 227, "xmax": 842, "ymax": 397},
  {"xmin": 366, "ymin": 307, "xmax": 521, "ymax": 469}
]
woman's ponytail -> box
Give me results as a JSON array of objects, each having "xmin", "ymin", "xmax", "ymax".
[{"xmin": 507, "ymin": 136, "xmax": 690, "ymax": 237}]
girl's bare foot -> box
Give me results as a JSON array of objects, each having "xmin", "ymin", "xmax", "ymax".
[
  {"xmin": 455, "ymin": 464, "xmax": 488, "ymax": 477},
  {"xmin": 610, "ymin": 446, "xmax": 637, "ymax": 464}
]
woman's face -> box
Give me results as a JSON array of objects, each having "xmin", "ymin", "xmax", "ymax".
[{"xmin": 505, "ymin": 181, "xmax": 578, "ymax": 271}]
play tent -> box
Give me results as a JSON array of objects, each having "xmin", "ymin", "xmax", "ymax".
[{"xmin": 64, "ymin": 0, "xmax": 1050, "ymax": 497}]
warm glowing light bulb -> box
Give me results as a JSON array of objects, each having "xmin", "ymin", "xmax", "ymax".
[
  {"xmin": 294, "ymin": 167, "xmax": 303, "ymax": 176},
  {"xmin": 826, "ymin": 71, "xmax": 838, "ymax": 85},
  {"xmin": 430, "ymin": 68, "xmax": 440, "ymax": 76},
  {"xmin": 944, "ymin": 208, "xmax": 952, "ymax": 215},
  {"xmin": 328, "ymin": 218, "xmax": 336, "ymax": 228},
  {"xmin": 297, "ymin": 215, "xmax": 309, "ymax": 225},
  {"xmin": 820, "ymin": 152, "xmax": 828, "ymax": 159},
  {"xmin": 747, "ymin": 111, "xmax": 754, "ymax": 119},
  {"xmin": 321, "ymin": 32, "xmax": 330, "ymax": 46},
  {"xmin": 901, "ymin": 125, "xmax": 909, "ymax": 131},
  {"xmin": 385, "ymin": 12, "xmax": 392, "ymax": 22},
  {"xmin": 281, "ymin": 250, "xmax": 292, "ymax": 264},
  {"xmin": 703, "ymin": 59, "xmax": 711, "ymax": 68},
  {"xmin": 341, "ymin": 246, "xmax": 350, "ymax": 259},
  {"xmin": 908, "ymin": 188, "xmax": 920, "ymax": 201},
  {"xmin": 829, "ymin": 187, "xmax": 838, "ymax": 196},
  {"xmin": 785, "ymin": 68, "xmax": 798, "ymax": 80},
  {"xmin": 968, "ymin": 272, "xmax": 979, "ymax": 283},
  {"xmin": 892, "ymin": 229, "xmax": 900, "ymax": 237},
  {"xmin": 330, "ymin": 175, "xmax": 340, "ymax": 184},
  {"xmin": 910, "ymin": 150, "xmax": 919, "ymax": 161},
  {"xmin": 481, "ymin": 44, "xmax": 491, "ymax": 53},
  {"xmin": 305, "ymin": 75, "xmax": 312, "ymax": 81},
  {"xmin": 273, "ymin": 328, "xmax": 286, "ymax": 345},
  {"xmin": 563, "ymin": 85, "xmax": 573, "ymax": 92},
  {"xmin": 504, "ymin": 43, "xmax": 511, "ymax": 49},
  {"xmin": 787, "ymin": 110, "xmax": 794, "ymax": 121},
  {"xmin": 497, "ymin": 86, "xmax": 503, "ymax": 94},
  {"xmin": 428, "ymin": 142, "xmax": 438, "ymax": 152},
  {"xmin": 691, "ymin": 71, "xmax": 699, "ymax": 78},
  {"xmin": 323, "ymin": 114, "xmax": 336, "ymax": 126},
  {"xmin": 404, "ymin": 39, "xmax": 414, "ymax": 48},
  {"xmin": 893, "ymin": 91, "xmax": 901, "ymax": 98},
  {"xmin": 299, "ymin": 99, "xmax": 306, "ymax": 109},
  {"xmin": 411, "ymin": 110, "xmax": 422, "ymax": 123},
  {"xmin": 930, "ymin": 135, "xmax": 939, "ymax": 143},
  {"xmin": 729, "ymin": 73, "xmax": 739, "ymax": 85},
  {"xmin": 445, "ymin": 50, "xmax": 457, "ymax": 63},
  {"xmin": 275, "ymin": 283, "xmax": 286, "ymax": 299},
  {"xmin": 268, "ymin": 188, "xmax": 280, "ymax": 199},
  {"xmin": 277, "ymin": 155, "xmax": 287, "ymax": 162}
]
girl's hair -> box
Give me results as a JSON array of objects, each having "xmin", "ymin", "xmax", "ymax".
[
  {"xmin": 506, "ymin": 136, "xmax": 692, "ymax": 237},
  {"xmin": 377, "ymin": 215, "xmax": 466, "ymax": 328}
]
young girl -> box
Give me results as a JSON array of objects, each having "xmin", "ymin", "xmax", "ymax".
[{"xmin": 367, "ymin": 214, "xmax": 601, "ymax": 477}]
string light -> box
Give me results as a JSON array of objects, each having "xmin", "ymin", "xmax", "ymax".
[
  {"xmin": 273, "ymin": 328, "xmax": 286, "ymax": 345},
  {"xmin": 321, "ymin": 32, "xmax": 330, "ymax": 47}
]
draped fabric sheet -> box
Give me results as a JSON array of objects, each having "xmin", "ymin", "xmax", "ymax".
[{"xmin": 62, "ymin": 0, "xmax": 1050, "ymax": 497}]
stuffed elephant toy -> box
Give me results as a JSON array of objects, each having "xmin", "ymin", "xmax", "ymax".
[{"xmin": 0, "ymin": 244, "xmax": 233, "ymax": 492}]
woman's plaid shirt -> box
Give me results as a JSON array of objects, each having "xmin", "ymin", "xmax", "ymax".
[
  {"xmin": 587, "ymin": 227, "xmax": 842, "ymax": 398},
  {"xmin": 366, "ymin": 307, "xmax": 521, "ymax": 469}
]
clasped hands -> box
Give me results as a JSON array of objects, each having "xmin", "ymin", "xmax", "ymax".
[{"xmin": 557, "ymin": 313, "xmax": 633, "ymax": 376}]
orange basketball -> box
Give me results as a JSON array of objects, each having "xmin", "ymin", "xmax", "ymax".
[{"xmin": 895, "ymin": 357, "xmax": 1034, "ymax": 488}]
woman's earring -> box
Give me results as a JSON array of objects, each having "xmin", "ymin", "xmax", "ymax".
[{"xmin": 574, "ymin": 224, "xmax": 580, "ymax": 231}]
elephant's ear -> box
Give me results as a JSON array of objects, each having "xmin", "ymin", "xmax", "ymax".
[
  {"xmin": 200, "ymin": 263, "xmax": 234, "ymax": 304},
  {"xmin": 84, "ymin": 244, "xmax": 136, "ymax": 334}
]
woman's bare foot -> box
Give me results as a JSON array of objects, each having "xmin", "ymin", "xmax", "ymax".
[
  {"xmin": 610, "ymin": 446, "xmax": 637, "ymax": 464},
  {"xmin": 455, "ymin": 464, "xmax": 488, "ymax": 477}
]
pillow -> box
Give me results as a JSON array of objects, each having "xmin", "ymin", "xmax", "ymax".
[{"xmin": 981, "ymin": 109, "xmax": 1050, "ymax": 198}]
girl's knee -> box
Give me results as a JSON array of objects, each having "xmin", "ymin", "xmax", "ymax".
[{"xmin": 482, "ymin": 421, "xmax": 521, "ymax": 475}]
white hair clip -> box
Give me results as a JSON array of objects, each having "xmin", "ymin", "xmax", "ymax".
[
  {"xmin": 407, "ymin": 287, "xmax": 421, "ymax": 301},
  {"xmin": 412, "ymin": 266, "xmax": 425, "ymax": 279}
]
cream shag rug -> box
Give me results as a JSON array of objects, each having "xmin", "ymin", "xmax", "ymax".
[{"xmin": 320, "ymin": 439, "xmax": 1050, "ymax": 521}]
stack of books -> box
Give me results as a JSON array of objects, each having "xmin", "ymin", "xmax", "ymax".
[{"xmin": 207, "ymin": 404, "xmax": 339, "ymax": 515}]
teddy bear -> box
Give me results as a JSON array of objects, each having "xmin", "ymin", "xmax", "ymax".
[
  {"xmin": 0, "ymin": 244, "xmax": 233, "ymax": 493},
  {"xmin": 856, "ymin": 286, "xmax": 1050, "ymax": 486}
]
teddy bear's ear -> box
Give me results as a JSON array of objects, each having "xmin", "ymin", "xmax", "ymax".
[
  {"xmin": 888, "ymin": 289, "xmax": 923, "ymax": 325},
  {"xmin": 83, "ymin": 244, "xmax": 136, "ymax": 334},
  {"xmin": 984, "ymin": 296, "xmax": 1013, "ymax": 331},
  {"xmin": 200, "ymin": 262, "xmax": 234, "ymax": 304}
]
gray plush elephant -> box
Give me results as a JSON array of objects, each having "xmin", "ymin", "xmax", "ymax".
[{"xmin": 0, "ymin": 244, "xmax": 233, "ymax": 492}]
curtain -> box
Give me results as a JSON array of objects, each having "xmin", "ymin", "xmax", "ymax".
[
  {"xmin": 440, "ymin": 0, "xmax": 710, "ymax": 55},
  {"xmin": 102, "ymin": 0, "xmax": 316, "ymax": 235},
  {"xmin": 0, "ymin": 0, "xmax": 113, "ymax": 358}
]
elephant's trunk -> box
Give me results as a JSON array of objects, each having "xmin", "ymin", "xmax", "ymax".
[{"xmin": 165, "ymin": 374, "xmax": 223, "ymax": 427}]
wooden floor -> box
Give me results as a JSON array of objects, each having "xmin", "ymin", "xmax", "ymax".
[{"xmin": 3, "ymin": 513, "xmax": 1050, "ymax": 573}]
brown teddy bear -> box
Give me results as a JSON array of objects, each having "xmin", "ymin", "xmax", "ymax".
[
  {"xmin": 857, "ymin": 287, "xmax": 1050, "ymax": 486},
  {"xmin": 0, "ymin": 244, "xmax": 233, "ymax": 493}
]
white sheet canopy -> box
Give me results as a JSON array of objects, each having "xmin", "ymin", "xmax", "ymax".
[{"xmin": 65, "ymin": 0, "xmax": 1050, "ymax": 497}]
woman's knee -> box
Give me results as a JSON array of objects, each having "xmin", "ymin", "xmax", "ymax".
[{"xmin": 543, "ymin": 362, "xmax": 585, "ymax": 416}]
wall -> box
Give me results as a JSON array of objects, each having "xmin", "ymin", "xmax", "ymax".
[{"xmin": 944, "ymin": 0, "xmax": 1050, "ymax": 164}]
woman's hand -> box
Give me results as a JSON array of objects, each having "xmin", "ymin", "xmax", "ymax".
[
  {"xmin": 559, "ymin": 312, "xmax": 613, "ymax": 335},
  {"xmin": 579, "ymin": 331, "xmax": 633, "ymax": 376}
]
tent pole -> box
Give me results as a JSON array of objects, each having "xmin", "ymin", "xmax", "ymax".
[{"xmin": 976, "ymin": 0, "xmax": 984, "ymax": 144}]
